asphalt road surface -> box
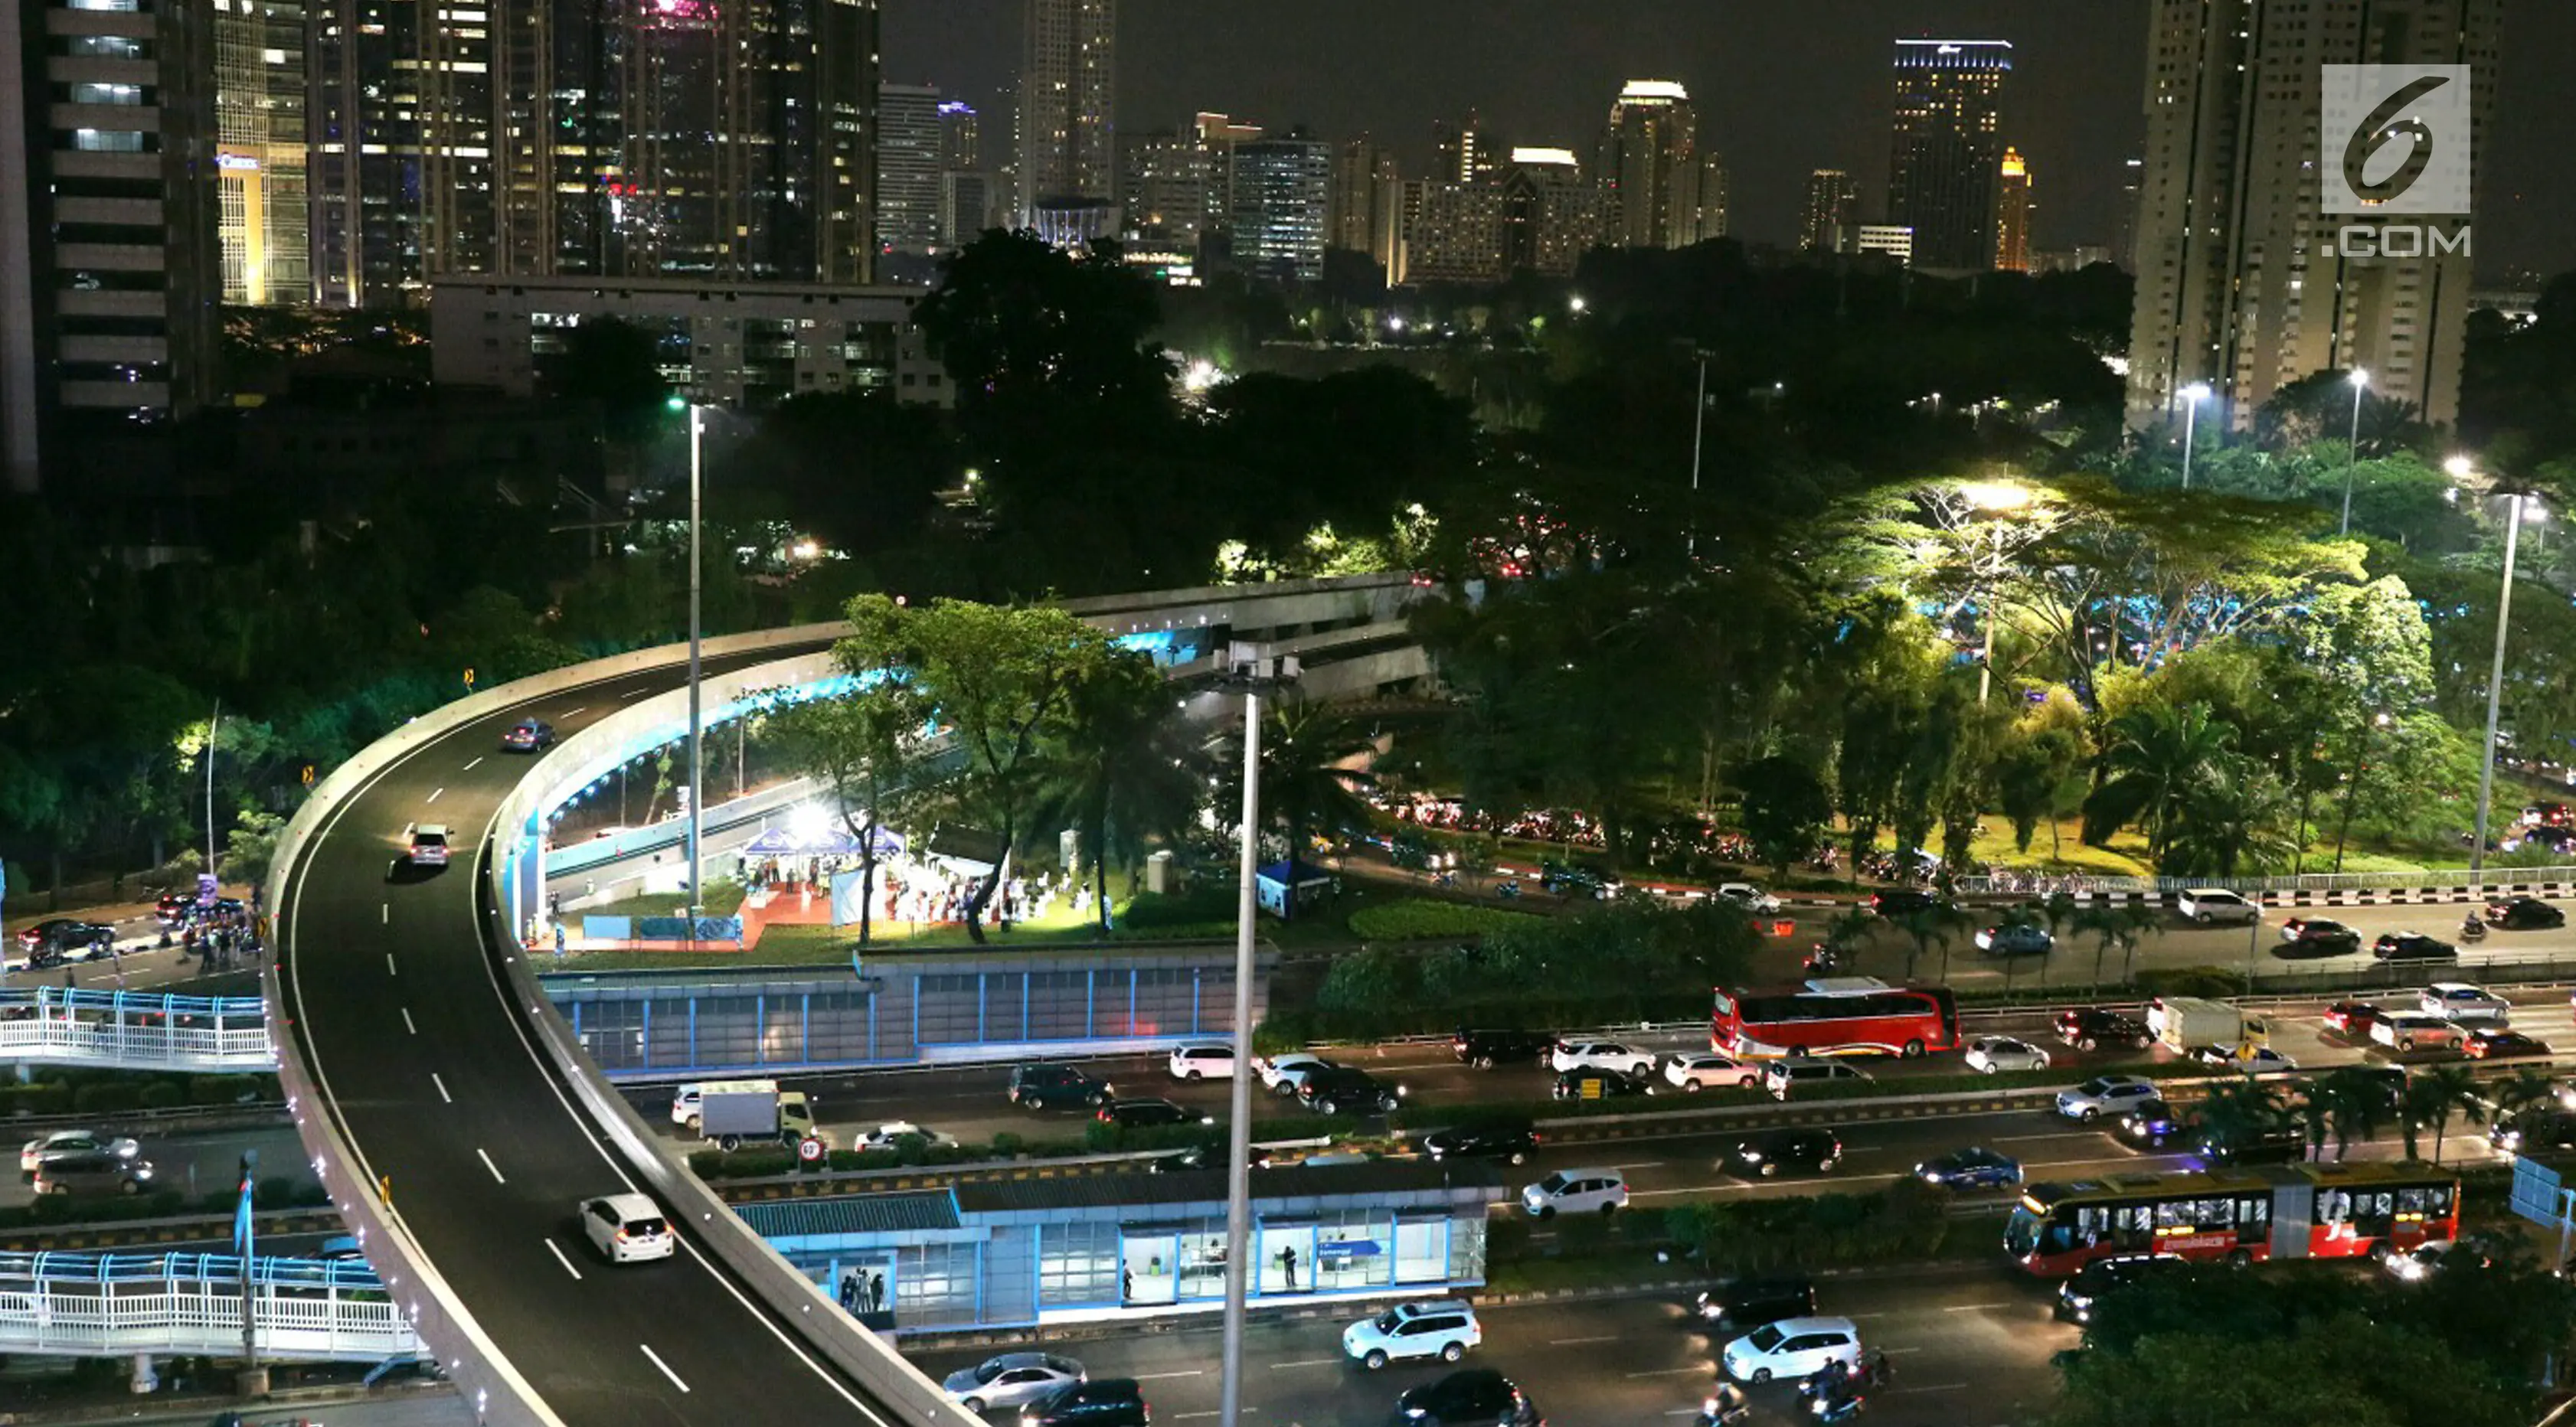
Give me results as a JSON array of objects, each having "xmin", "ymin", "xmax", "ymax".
[
  {"xmin": 0, "ymin": 1122, "xmax": 308, "ymax": 1210},
  {"xmin": 276, "ymin": 641, "xmax": 939, "ymax": 1426}
]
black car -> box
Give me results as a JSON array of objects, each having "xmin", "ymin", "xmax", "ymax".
[
  {"xmin": 2113, "ymin": 1098, "xmax": 2183, "ymax": 1148},
  {"xmin": 14, "ymin": 919, "xmax": 111, "ymax": 958},
  {"xmin": 1451, "ymin": 1027, "xmax": 1556, "ymax": 1069},
  {"xmin": 1539, "ymin": 862, "xmax": 1620, "ymax": 899},
  {"xmin": 1551, "ymin": 1069, "xmax": 1652, "ymax": 1102},
  {"xmin": 154, "ymin": 892, "xmax": 244, "ymax": 926},
  {"xmin": 2373, "ymin": 932, "xmax": 2457, "ymax": 964},
  {"xmin": 2275, "ymin": 917, "xmax": 2362, "ymax": 958},
  {"xmin": 500, "ymin": 717, "xmax": 555, "ymax": 752},
  {"xmin": 1914, "ymin": 1145, "xmax": 2024, "ymax": 1190},
  {"xmin": 1731, "ymin": 1127, "xmax": 1842, "ymax": 1178},
  {"xmin": 1421, "ymin": 1124, "xmax": 1538, "ymax": 1165},
  {"xmin": 2488, "ymin": 896, "xmax": 2568, "ymax": 931},
  {"xmin": 2056, "ymin": 1253, "xmax": 2189, "ymax": 1323},
  {"xmin": 1869, "ymin": 889, "xmax": 1944, "ymax": 918},
  {"xmin": 1692, "ymin": 1275, "xmax": 1816, "ymax": 1334},
  {"xmin": 1151, "ymin": 1142, "xmax": 1271, "ymax": 1174},
  {"xmin": 1296, "ymin": 1066, "xmax": 1401, "ymax": 1115},
  {"xmin": 2493, "ymin": 1110, "xmax": 2576, "ymax": 1155},
  {"xmin": 2197, "ymin": 1124, "xmax": 2306, "ymax": 1165},
  {"xmin": 1021, "ymin": 1378, "xmax": 1149, "ymax": 1427},
  {"xmin": 1008, "ymin": 1064, "xmax": 1115, "ymax": 1111},
  {"xmin": 2054, "ymin": 1008, "xmax": 2153, "ymax": 1051},
  {"xmin": 1392, "ymin": 1369, "xmax": 1540, "ymax": 1427},
  {"xmin": 1093, "ymin": 1099, "xmax": 1205, "ymax": 1130}
]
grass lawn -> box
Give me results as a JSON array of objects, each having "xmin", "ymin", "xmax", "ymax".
[
  {"xmin": 577, "ymin": 883, "xmax": 749, "ymax": 919},
  {"xmin": 1960, "ymin": 819, "xmax": 2155, "ymax": 877}
]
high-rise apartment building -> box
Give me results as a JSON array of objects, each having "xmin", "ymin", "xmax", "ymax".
[
  {"xmin": 1404, "ymin": 178, "xmax": 1503, "ymax": 286},
  {"xmin": 1887, "ymin": 38, "xmax": 2012, "ymax": 272},
  {"xmin": 1599, "ymin": 80, "xmax": 1698, "ymax": 250},
  {"xmin": 1014, "ymin": 0, "xmax": 1117, "ymax": 234},
  {"xmin": 1994, "ymin": 147, "xmax": 2033, "ymax": 273},
  {"xmin": 1695, "ymin": 151, "xmax": 1731, "ymax": 243},
  {"xmin": 1497, "ymin": 148, "xmax": 1603, "ymax": 277},
  {"xmin": 1120, "ymin": 127, "xmax": 1211, "ymax": 247},
  {"xmin": 941, "ymin": 100, "xmax": 982, "ymax": 171},
  {"xmin": 2124, "ymin": 0, "xmax": 2499, "ymax": 430},
  {"xmin": 1801, "ymin": 170, "xmax": 1860, "ymax": 253},
  {"xmin": 0, "ymin": 0, "xmax": 221, "ymax": 490},
  {"xmin": 309, "ymin": 0, "xmax": 498, "ymax": 302},
  {"xmin": 1329, "ymin": 137, "xmax": 1397, "ymax": 256},
  {"xmin": 1433, "ymin": 111, "xmax": 1499, "ymax": 184},
  {"xmin": 1228, "ymin": 133, "xmax": 1332, "ymax": 282},
  {"xmin": 214, "ymin": 0, "xmax": 306, "ymax": 304},
  {"xmin": 878, "ymin": 83, "xmax": 945, "ymax": 256}
]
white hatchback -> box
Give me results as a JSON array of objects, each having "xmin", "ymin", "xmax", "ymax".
[
  {"xmin": 1965, "ymin": 1037, "xmax": 2051, "ymax": 1074},
  {"xmin": 1521, "ymin": 1168, "xmax": 1629, "ymax": 1219},
  {"xmin": 1167, "ymin": 1044, "xmax": 1237, "ymax": 1081},
  {"xmin": 1722, "ymin": 1314, "xmax": 1863, "ymax": 1383},
  {"xmin": 1664, "ymin": 1052, "xmax": 1760, "ymax": 1092},
  {"xmin": 579, "ymin": 1192, "xmax": 675, "ymax": 1264}
]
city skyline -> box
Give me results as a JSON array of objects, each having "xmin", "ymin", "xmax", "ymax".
[{"xmin": 884, "ymin": 0, "xmax": 2576, "ymax": 278}]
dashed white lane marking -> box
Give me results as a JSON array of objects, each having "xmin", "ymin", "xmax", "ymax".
[
  {"xmin": 639, "ymin": 1343, "xmax": 688, "ymax": 1392},
  {"xmin": 1133, "ymin": 1370, "xmax": 1204, "ymax": 1380},
  {"xmin": 400, "ymin": 1007, "xmax": 417, "ymax": 1035},
  {"xmin": 476, "ymin": 1148, "xmax": 505, "ymax": 1184},
  {"xmin": 545, "ymin": 1239, "xmax": 582, "ymax": 1280},
  {"xmin": 1268, "ymin": 1359, "xmax": 1336, "ymax": 1370},
  {"xmin": 1552, "ymin": 1334, "xmax": 1620, "ymax": 1345},
  {"xmin": 1626, "ymin": 1366, "xmax": 1705, "ymax": 1377},
  {"xmin": 380, "ymin": 904, "xmax": 388, "ymax": 924},
  {"xmin": 425, "ymin": 787, "xmax": 443, "ymax": 804},
  {"xmin": 431, "ymin": 1073, "xmax": 452, "ymax": 1105},
  {"xmin": 463, "ymin": 756, "xmax": 484, "ymax": 771},
  {"xmin": 1943, "ymin": 1303, "xmax": 2012, "ymax": 1311},
  {"xmin": 385, "ymin": 953, "xmax": 397, "ymax": 975},
  {"xmin": 564, "ymin": 707, "xmax": 590, "ymax": 718}
]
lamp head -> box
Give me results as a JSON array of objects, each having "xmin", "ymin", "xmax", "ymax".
[
  {"xmin": 2181, "ymin": 382, "xmax": 2212, "ymax": 403},
  {"xmin": 2349, "ymin": 368, "xmax": 2371, "ymax": 390}
]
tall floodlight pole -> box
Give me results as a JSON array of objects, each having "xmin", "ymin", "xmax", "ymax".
[
  {"xmin": 1218, "ymin": 644, "xmax": 1297, "ymax": 1427},
  {"xmin": 1687, "ymin": 352, "xmax": 1708, "ymax": 561},
  {"xmin": 2339, "ymin": 369, "xmax": 2370, "ymax": 536},
  {"xmin": 681, "ymin": 399, "xmax": 705, "ymax": 917},
  {"xmin": 2179, "ymin": 383, "xmax": 2212, "ymax": 491},
  {"xmin": 205, "ymin": 699, "xmax": 221, "ymax": 875},
  {"xmin": 2466, "ymin": 472, "xmax": 2532, "ymax": 893}
]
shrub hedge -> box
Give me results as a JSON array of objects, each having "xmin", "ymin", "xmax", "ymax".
[{"xmin": 1346, "ymin": 899, "xmax": 1539, "ymax": 942}]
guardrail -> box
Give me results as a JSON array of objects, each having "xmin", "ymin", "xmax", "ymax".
[
  {"xmin": 1958, "ymin": 866, "xmax": 2576, "ymax": 897},
  {"xmin": 0, "ymin": 1251, "xmax": 417, "ymax": 1362},
  {"xmin": 0, "ymin": 987, "xmax": 274, "ymax": 1072}
]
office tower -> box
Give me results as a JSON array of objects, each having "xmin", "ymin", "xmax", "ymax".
[
  {"xmin": 1228, "ymin": 132, "xmax": 1332, "ymax": 282},
  {"xmin": 1404, "ymin": 178, "xmax": 1503, "ymax": 285},
  {"xmin": 1599, "ymin": 80, "xmax": 1698, "ymax": 249},
  {"xmin": 0, "ymin": 0, "xmax": 219, "ymax": 491},
  {"xmin": 2125, "ymin": 0, "xmax": 2498, "ymax": 431},
  {"xmin": 1802, "ymin": 169, "xmax": 1860, "ymax": 253},
  {"xmin": 1887, "ymin": 38, "xmax": 2012, "ymax": 272},
  {"xmin": 1433, "ymin": 111, "xmax": 1499, "ymax": 184},
  {"xmin": 1994, "ymin": 147, "xmax": 2033, "ymax": 272},
  {"xmin": 1695, "ymin": 150, "xmax": 1731, "ymax": 243},
  {"xmin": 214, "ymin": 0, "xmax": 307, "ymax": 304},
  {"xmin": 309, "ymin": 0, "xmax": 499, "ymax": 302},
  {"xmin": 943, "ymin": 173, "xmax": 996, "ymax": 248},
  {"xmin": 878, "ymin": 83, "xmax": 944, "ymax": 256},
  {"xmin": 1855, "ymin": 225, "xmax": 1915, "ymax": 266},
  {"xmin": 1497, "ymin": 149, "xmax": 1603, "ymax": 277},
  {"xmin": 1330, "ymin": 137, "xmax": 1398, "ymax": 256},
  {"xmin": 1192, "ymin": 112, "xmax": 1261, "ymax": 240},
  {"xmin": 942, "ymin": 100, "xmax": 982, "ymax": 171},
  {"xmin": 1121, "ymin": 127, "xmax": 1211, "ymax": 247},
  {"xmin": 1014, "ymin": 0, "xmax": 1117, "ymax": 233}
]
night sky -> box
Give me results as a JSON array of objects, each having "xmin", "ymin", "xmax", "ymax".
[{"xmin": 884, "ymin": 1, "xmax": 2576, "ymax": 282}]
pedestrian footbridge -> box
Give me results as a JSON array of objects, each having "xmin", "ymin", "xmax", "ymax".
[
  {"xmin": 0, "ymin": 1251, "xmax": 420, "ymax": 1362},
  {"xmin": 0, "ymin": 988, "xmax": 274, "ymax": 1073}
]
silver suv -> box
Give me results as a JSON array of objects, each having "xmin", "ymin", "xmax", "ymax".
[{"xmin": 1342, "ymin": 1299, "xmax": 1482, "ymax": 1370}]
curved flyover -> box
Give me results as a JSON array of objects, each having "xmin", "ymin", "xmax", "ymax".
[{"xmin": 266, "ymin": 576, "xmax": 1424, "ymax": 1427}]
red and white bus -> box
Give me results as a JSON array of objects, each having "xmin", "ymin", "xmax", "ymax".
[
  {"xmin": 1710, "ymin": 978, "xmax": 1960, "ymax": 1060},
  {"xmin": 2004, "ymin": 1161, "xmax": 2460, "ymax": 1278}
]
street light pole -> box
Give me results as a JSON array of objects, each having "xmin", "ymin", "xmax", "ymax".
[
  {"xmin": 204, "ymin": 699, "xmax": 220, "ymax": 877},
  {"xmin": 685, "ymin": 402, "xmax": 704, "ymax": 918},
  {"xmin": 2179, "ymin": 383, "xmax": 2212, "ymax": 491},
  {"xmin": 1218, "ymin": 644, "xmax": 1297, "ymax": 1427},
  {"xmin": 1687, "ymin": 353, "xmax": 1708, "ymax": 562},
  {"xmin": 2471, "ymin": 490, "xmax": 2527, "ymax": 892},
  {"xmin": 2340, "ymin": 370, "xmax": 2369, "ymax": 537}
]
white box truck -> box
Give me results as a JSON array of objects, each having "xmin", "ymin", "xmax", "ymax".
[
  {"xmin": 672, "ymin": 1079, "xmax": 822, "ymax": 1151},
  {"xmin": 2146, "ymin": 997, "xmax": 2269, "ymax": 1054}
]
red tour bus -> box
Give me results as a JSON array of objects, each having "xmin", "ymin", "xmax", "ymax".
[
  {"xmin": 2004, "ymin": 1161, "xmax": 2460, "ymax": 1278},
  {"xmin": 1710, "ymin": 978, "xmax": 1960, "ymax": 1060}
]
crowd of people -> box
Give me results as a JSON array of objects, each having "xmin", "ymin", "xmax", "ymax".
[{"xmin": 739, "ymin": 853, "xmax": 1098, "ymax": 933}]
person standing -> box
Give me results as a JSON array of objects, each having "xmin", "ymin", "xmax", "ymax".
[
  {"xmin": 1279, "ymin": 1245, "xmax": 1298, "ymax": 1291},
  {"xmin": 868, "ymin": 1271, "xmax": 886, "ymax": 1314}
]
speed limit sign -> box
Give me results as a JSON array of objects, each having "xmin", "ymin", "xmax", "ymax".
[{"xmin": 797, "ymin": 1137, "xmax": 825, "ymax": 1164}]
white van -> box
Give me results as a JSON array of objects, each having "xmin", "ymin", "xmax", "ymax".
[{"xmin": 1167, "ymin": 1044, "xmax": 1237, "ymax": 1081}]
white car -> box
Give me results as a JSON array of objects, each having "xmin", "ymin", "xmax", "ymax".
[
  {"xmin": 2421, "ymin": 983, "xmax": 2510, "ymax": 1022},
  {"xmin": 2381, "ymin": 1240, "xmax": 2460, "ymax": 1282},
  {"xmin": 1259, "ymin": 1055, "xmax": 1337, "ymax": 1097},
  {"xmin": 939, "ymin": 1352, "xmax": 1084, "ymax": 1412},
  {"xmin": 1721, "ymin": 1314, "xmax": 1863, "ymax": 1384},
  {"xmin": 1549, "ymin": 1040, "xmax": 1658, "ymax": 1077},
  {"xmin": 849, "ymin": 1122, "xmax": 956, "ymax": 1152},
  {"xmin": 1520, "ymin": 1168, "xmax": 1629, "ymax": 1219},
  {"xmin": 1341, "ymin": 1300, "xmax": 1482, "ymax": 1370},
  {"xmin": 404, "ymin": 822, "xmax": 450, "ymax": 867},
  {"xmin": 2057, "ymin": 1075, "xmax": 2161, "ymax": 1121},
  {"xmin": 1715, "ymin": 883, "xmax": 1782, "ymax": 915},
  {"xmin": 18, "ymin": 1130, "xmax": 137, "ymax": 1179},
  {"xmin": 1663, "ymin": 1052, "xmax": 1760, "ymax": 1092},
  {"xmin": 578, "ymin": 1192, "xmax": 675, "ymax": 1264},
  {"xmin": 2370, "ymin": 1014, "xmax": 2461, "ymax": 1053},
  {"xmin": 1167, "ymin": 1044, "xmax": 1237, "ymax": 1081},
  {"xmin": 2177, "ymin": 889, "xmax": 2261, "ymax": 926},
  {"xmin": 1965, "ymin": 1037, "xmax": 2050, "ymax": 1074}
]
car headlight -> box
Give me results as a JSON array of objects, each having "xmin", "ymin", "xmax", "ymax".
[
  {"xmin": 1918, "ymin": 1167, "xmax": 1941, "ymax": 1182},
  {"xmin": 1740, "ymin": 1148, "xmax": 1763, "ymax": 1161}
]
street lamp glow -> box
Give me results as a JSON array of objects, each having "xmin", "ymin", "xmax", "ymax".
[
  {"xmin": 2349, "ymin": 368, "xmax": 2371, "ymax": 390},
  {"xmin": 2447, "ymin": 455, "xmax": 2477, "ymax": 481},
  {"xmin": 2181, "ymin": 382, "xmax": 2212, "ymax": 403},
  {"xmin": 1568, "ymin": 296, "xmax": 1587, "ymax": 314},
  {"xmin": 2339, "ymin": 370, "xmax": 2371, "ymax": 535},
  {"xmin": 1958, "ymin": 480, "xmax": 2032, "ymax": 513},
  {"xmin": 2179, "ymin": 384, "xmax": 2213, "ymax": 491}
]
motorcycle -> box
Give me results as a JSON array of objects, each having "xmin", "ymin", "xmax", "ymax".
[
  {"xmin": 1697, "ymin": 1389, "xmax": 1753, "ymax": 1426},
  {"xmin": 1808, "ymin": 1390, "xmax": 1866, "ymax": 1422},
  {"xmin": 2461, "ymin": 916, "xmax": 2489, "ymax": 942},
  {"xmin": 1803, "ymin": 944, "xmax": 1845, "ymax": 977}
]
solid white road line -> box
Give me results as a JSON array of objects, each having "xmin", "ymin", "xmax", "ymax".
[
  {"xmin": 544, "ymin": 1239, "xmax": 582, "ymax": 1281},
  {"xmin": 1605, "ymin": 1161, "xmax": 1666, "ymax": 1170},
  {"xmin": 1942, "ymin": 1302, "xmax": 2012, "ymax": 1311},
  {"xmin": 1551, "ymin": 1334, "xmax": 1619, "ymax": 1345},
  {"xmin": 639, "ymin": 1343, "xmax": 688, "ymax": 1393},
  {"xmin": 1268, "ymin": 1359, "xmax": 1338, "ymax": 1370},
  {"xmin": 1626, "ymin": 1366, "xmax": 1705, "ymax": 1377},
  {"xmin": 476, "ymin": 1148, "xmax": 505, "ymax": 1184},
  {"xmin": 425, "ymin": 787, "xmax": 443, "ymax": 804},
  {"xmin": 400, "ymin": 1007, "xmax": 417, "ymax": 1035},
  {"xmin": 432, "ymin": 1073, "xmax": 452, "ymax": 1105}
]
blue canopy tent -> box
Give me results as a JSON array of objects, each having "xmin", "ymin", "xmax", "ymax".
[
  {"xmin": 1255, "ymin": 860, "xmax": 1333, "ymax": 919},
  {"xmin": 744, "ymin": 825, "xmax": 905, "ymax": 858}
]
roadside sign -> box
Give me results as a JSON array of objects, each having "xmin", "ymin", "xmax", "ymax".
[{"xmin": 797, "ymin": 1136, "xmax": 825, "ymax": 1164}]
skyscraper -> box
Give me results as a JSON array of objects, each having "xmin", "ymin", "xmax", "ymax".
[
  {"xmin": 1993, "ymin": 148, "xmax": 2033, "ymax": 273},
  {"xmin": 1433, "ymin": 111, "xmax": 1499, "ymax": 184},
  {"xmin": 1886, "ymin": 38, "xmax": 2012, "ymax": 272},
  {"xmin": 309, "ymin": 0, "xmax": 499, "ymax": 302},
  {"xmin": 1228, "ymin": 132, "xmax": 1332, "ymax": 282},
  {"xmin": 0, "ymin": 0, "xmax": 219, "ymax": 490},
  {"xmin": 1014, "ymin": 0, "xmax": 1117, "ymax": 235},
  {"xmin": 1329, "ymin": 137, "xmax": 1397, "ymax": 256},
  {"xmin": 1599, "ymin": 80, "xmax": 1698, "ymax": 250},
  {"xmin": 2113, "ymin": 156, "xmax": 2143, "ymax": 272},
  {"xmin": 214, "ymin": 0, "xmax": 308, "ymax": 304},
  {"xmin": 939, "ymin": 100, "xmax": 992, "ymax": 249},
  {"xmin": 1120, "ymin": 127, "xmax": 1211, "ymax": 248},
  {"xmin": 1801, "ymin": 171, "xmax": 1860, "ymax": 253},
  {"xmin": 878, "ymin": 83, "xmax": 945, "ymax": 256},
  {"xmin": 1695, "ymin": 150, "xmax": 1731, "ymax": 243},
  {"xmin": 1496, "ymin": 148, "xmax": 1603, "ymax": 277},
  {"xmin": 941, "ymin": 101, "xmax": 982, "ymax": 171},
  {"xmin": 2124, "ymin": 0, "xmax": 2498, "ymax": 430}
]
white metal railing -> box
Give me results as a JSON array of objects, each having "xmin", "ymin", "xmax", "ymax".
[
  {"xmin": 0, "ymin": 1252, "xmax": 417, "ymax": 1362},
  {"xmin": 0, "ymin": 989, "xmax": 273, "ymax": 1071}
]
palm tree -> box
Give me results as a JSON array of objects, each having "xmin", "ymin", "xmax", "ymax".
[
  {"xmin": 1039, "ymin": 658, "xmax": 1206, "ymax": 932},
  {"xmin": 2401, "ymin": 1064, "xmax": 2487, "ymax": 1163},
  {"xmin": 1898, "ymin": 903, "xmax": 1976, "ymax": 981},
  {"xmin": 2494, "ymin": 1067, "xmax": 2561, "ymax": 1125},
  {"xmin": 2071, "ymin": 903, "xmax": 2162, "ymax": 990},
  {"xmin": 1253, "ymin": 702, "xmax": 1382, "ymax": 866},
  {"xmin": 2198, "ymin": 1079, "xmax": 2292, "ymax": 1158},
  {"xmin": 2081, "ymin": 701, "xmax": 2238, "ymax": 861},
  {"xmin": 2314, "ymin": 1066, "xmax": 2395, "ymax": 1161},
  {"xmin": 2162, "ymin": 765, "xmax": 2299, "ymax": 879}
]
